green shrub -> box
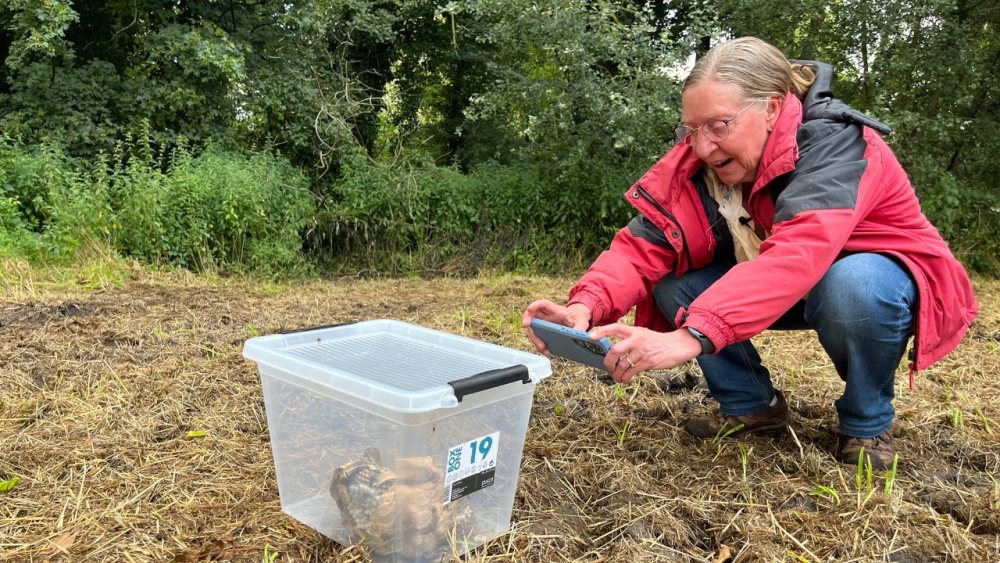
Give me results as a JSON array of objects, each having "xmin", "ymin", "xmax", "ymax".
[
  {"xmin": 111, "ymin": 141, "xmax": 315, "ymax": 275},
  {"xmin": 308, "ymin": 150, "xmax": 640, "ymax": 275},
  {"xmin": 0, "ymin": 139, "xmax": 109, "ymax": 259},
  {"xmin": 467, "ymin": 159, "xmax": 636, "ymax": 271},
  {"xmin": 0, "ymin": 141, "xmax": 73, "ymax": 232},
  {"xmin": 910, "ymin": 162, "xmax": 1000, "ymax": 276},
  {"xmin": 0, "ymin": 136, "xmax": 317, "ymax": 275},
  {"xmin": 0, "ymin": 142, "xmax": 37, "ymax": 255},
  {"xmin": 0, "ymin": 195, "xmax": 39, "ymax": 256},
  {"xmin": 307, "ymin": 152, "xmax": 474, "ymax": 273}
]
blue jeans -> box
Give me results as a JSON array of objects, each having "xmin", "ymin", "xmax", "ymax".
[{"xmin": 654, "ymin": 252, "xmax": 915, "ymax": 438}]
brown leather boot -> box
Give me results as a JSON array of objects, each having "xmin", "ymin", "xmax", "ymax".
[
  {"xmin": 838, "ymin": 430, "xmax": 895, "ymax": 470},
  {"xmin": 684, "ymin": 390, "xmax": 789, "ymax": 439}
]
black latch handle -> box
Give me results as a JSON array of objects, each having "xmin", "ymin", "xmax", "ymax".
[{"xmin": 448, "ymin": 365, "xmax": 530, "ymax": 402}]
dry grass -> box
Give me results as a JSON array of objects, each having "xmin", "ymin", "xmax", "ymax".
[{"xmin": 2, "ymin": 261, "xmax": 999, "ymax": 562}]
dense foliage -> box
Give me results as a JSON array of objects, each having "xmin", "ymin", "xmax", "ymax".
[
  {"xmin": 0, "ymin": 136, "xmax": 313, "ymax": 275},
  {"xmin": 1, "ymin": 0, "xmax": 997, "ymax": 275}
]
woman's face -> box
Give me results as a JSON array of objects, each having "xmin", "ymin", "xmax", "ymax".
[{"xmin": 681, "ymin": 79, "xmax": 781, "ymax": 186}]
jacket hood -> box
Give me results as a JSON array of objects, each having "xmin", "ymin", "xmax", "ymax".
[{"xmin": 793, "ymin": 60, "xmax": 893, "ymax": 136}]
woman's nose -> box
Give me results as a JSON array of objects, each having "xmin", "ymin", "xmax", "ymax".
[{"xmin": 691, "ymin": 132, "xmax": 718, "ymax": 159}]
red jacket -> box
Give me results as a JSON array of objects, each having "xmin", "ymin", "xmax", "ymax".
[{"xmin": 568, "ymin": 63, "xmax": 978, "ymax": 378}]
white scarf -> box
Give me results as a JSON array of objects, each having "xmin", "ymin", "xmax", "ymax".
[{"xmin": 705, "ymin": 169, "xmax": 764, "ymax": 263}]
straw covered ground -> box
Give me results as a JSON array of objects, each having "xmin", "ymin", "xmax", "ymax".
[{"xmin": 2, "ymin": 260, "xmax": 999, "ymax": 562}]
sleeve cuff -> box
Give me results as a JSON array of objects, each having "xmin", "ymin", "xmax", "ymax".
[{"xmin": 567, "ymin": 291, "xmax": 606, "ymax": 326}]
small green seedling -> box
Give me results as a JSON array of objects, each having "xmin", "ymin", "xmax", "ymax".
[
  {"xmin": 944, "ymin": 387, "xmax": 964, "ymax": 428},
  {"xmin": 453, "ymin": 308, "xmax": 470, "ymax": 329},
  {"xmin": 974, "ymin": 407, "xmax": 993, "ymax": 434},
  {"xmin": 883, "ymin": 454, "xmax": 900, "ymax": 495},
  {"xmin": 866, "ymin": 457, "xmax": 874, "ymax": 491},
  {"xmin": 612, "ymin": 421, "xmax": 631, "ymax": 447},
  {"xmin": 855, "ymin": 449, "xmax": 872, "ymax": 490},
  {"xmin": 737, "ymin": 442, "xmax": 751, "ymax": 480},
  {"xmin": 808, "ymin": 484, "xmax": 841, "ymax": 505},
  {"xmin": 262, "ymin": 544, "xmax": 279, "ymax": 563},
  {"xmin": 0, "ymin": 476, "xmax": 21, "ymax": 493},
  {"xmin": 712, "ymin": 423, "xmax": 745, "ymax": 447},
  {"xmin": 855, "ymin": 449, "xmax": 877, "ymax": 507}
]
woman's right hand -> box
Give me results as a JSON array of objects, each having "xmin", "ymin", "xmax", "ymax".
[{"xmin": 521, "ymin": 300, "xmax": 593, "ymax": 355}]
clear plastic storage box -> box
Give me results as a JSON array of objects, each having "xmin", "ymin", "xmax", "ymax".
[{"xmin": 242, "ymin": 320, "xmax": 551, "ymax": 562}]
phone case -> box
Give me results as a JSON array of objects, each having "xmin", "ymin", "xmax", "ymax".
[{"xmin": 530, "ymin": 318, "xmax": 611, "ymax": 370}]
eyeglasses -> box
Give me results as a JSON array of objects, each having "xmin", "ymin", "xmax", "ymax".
[{"xmin": 676, "ymin": 101, "xmax": 761, "ymax": 144}]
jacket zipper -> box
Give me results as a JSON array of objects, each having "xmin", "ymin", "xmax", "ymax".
[{"xmin": 635, "ymin": 183, "xmax": 694, "ymax": 272}]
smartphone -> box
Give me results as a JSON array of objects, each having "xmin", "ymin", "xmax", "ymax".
[{"xmin": 530, "ymin": 318, "xmax": 611, "ymax": 370}]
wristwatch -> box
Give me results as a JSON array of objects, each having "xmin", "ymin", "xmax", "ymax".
[{"xmin": 686, "ymin": 327, "xmax": 716, "ymax": 355}]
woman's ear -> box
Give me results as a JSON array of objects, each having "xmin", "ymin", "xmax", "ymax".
[{"xmin": 765, "ymin": 95, "xmax": 783, "ymax": 131}]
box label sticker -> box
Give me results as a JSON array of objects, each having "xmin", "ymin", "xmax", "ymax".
[{"xmin": 443, "ymin": 431, "xmax": 499, "ymax": 504}]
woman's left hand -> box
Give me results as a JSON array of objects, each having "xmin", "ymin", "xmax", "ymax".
[{"xmin": 589, "ymin": 323, "xmax": 703, "ymax": 384}]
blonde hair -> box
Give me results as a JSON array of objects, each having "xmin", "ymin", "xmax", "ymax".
[{"xmin": 684, "ymin": 37, "xmax": 816, "ymax": 101}]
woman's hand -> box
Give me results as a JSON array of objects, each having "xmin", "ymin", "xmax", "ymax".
[
  {"xmin": 521, "ymin": 300, "xmax": 592, "ymax": 355},
  {"xmin": 589, "ymin": 323, "xmax": 703, "ymax": 384}
]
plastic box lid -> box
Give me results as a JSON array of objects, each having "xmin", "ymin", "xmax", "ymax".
[{"xmin": 243, "ymin": 319, "xmax": 551, "ymax": 413}]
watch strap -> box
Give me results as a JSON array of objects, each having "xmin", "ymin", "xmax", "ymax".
[{"xmin": 686, "ymin": 327, "xmax": 716, "ymax": 355}]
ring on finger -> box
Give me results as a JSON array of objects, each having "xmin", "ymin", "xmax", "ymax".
[{"xmin": 621, "ymin": 353, "xmax": 636, "ymax": 369}]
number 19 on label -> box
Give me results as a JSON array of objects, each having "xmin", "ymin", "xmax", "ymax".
[
  {"xmin": 468, "ymin": 435, "xmax": 493, "ymax": 464},
  {"xmin": 446, "ymin": 431, "xmax": 500, "ymax": 479}
]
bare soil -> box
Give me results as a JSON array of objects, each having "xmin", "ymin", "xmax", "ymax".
[{"xmin": 2, "ymin": 263, "xmax": 999, "ymax": 562}]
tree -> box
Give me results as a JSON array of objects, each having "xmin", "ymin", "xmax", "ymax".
[{"xmin": 0, "ymin": 0, "xmax": 371, "ymax": 169}]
